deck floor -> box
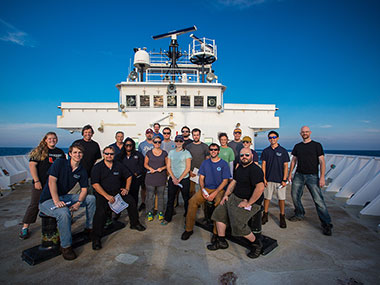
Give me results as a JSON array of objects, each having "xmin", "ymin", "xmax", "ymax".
[{"xmin": 0, "ymin": 182, "xmax": 379, "ymax": 284}]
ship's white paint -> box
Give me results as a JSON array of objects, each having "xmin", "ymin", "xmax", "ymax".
[{"xmin": 0, "ymin": 155, "xmax": 29, "ymax": 189}]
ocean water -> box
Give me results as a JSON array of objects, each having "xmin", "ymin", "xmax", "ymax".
[{"xmin": 0, "ymin": 147, "xmax": 379, "ymax": 157}]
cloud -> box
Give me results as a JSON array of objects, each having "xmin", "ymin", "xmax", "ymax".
[
  {"xmin": 359, "ymin": 120, "xmax": 371, "ymax": 124},
  {"xmin": 319, "ymin": 124, "xmax": 333, "ymax": 128},
  {"xmin": 0, "ymin": 123, "xmax": 55, "ymax": 130},
  {"xmin": 365, "ymin": 128, "xmax": 380, "ymax": 133},
  {"xmin": 216, "ymin": 0, "xmax": 267, "ymax": 9},
  {"xmin": 0, "ymin": 18, "xmax": 36, "ymax": 47}
]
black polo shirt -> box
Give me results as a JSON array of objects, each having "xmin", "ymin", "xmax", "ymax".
[
  {"xmin": 39, "ymin": 158, "xmax": 88, "ymax": 203},
  {"xmin": 292, "ymin": 140, "xmax": 324, "ymax": 174},
  {"xmin": 261, "ymin": 144, "xmax": 290, "ymax": 183},
  {"xmin": 115, "ymin": 151, "xmax": 145, "ymax": 177},
  {"xmin": 233, "ymin": 163, "xmax": 264, "ymax": 204},
  {"xmin": 91, "ymin": 160, "xmax": 132, "ymax": 195}
]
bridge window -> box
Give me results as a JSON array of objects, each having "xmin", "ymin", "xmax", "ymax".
[
  {"xmin": 167, "ymin": 95, "xmax": 177, "ymax": 107},
  {"xmin": 207, "ymin": 96, "xmax": 217, "ymax": 108},
  {"xmin": 154, "ymin": 96, "xmax": 163, "ymax": 108},
  {"xmin": 126, "ymin": 95, "xmax": 136, "ymax": 107},
  {"xmin": 140, "ymin": 95, "xmax": 150, "ymax": 107},
  {"xmin": 194, "ymin": 96, "xmax": 203, "ymax": 107},
  {"xmin": 181, "ymin": 96, "xmax": 190, "ymax": 107}
]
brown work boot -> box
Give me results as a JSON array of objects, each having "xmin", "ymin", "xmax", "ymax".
[
  {"xmin": 60, "ymin": 246, "xmax": 77, "ymax": 260},
  {"xmin": 262, "ymin": 212, "xmax": 268, "ymax": 225},
  {"xmin": 279, "ymin": 214, "xmax": 287, "ymax": 228}
]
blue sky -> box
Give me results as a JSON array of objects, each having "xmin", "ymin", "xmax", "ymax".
[{"xmin": 1, "ymin": 0, "xmax": 379, "ymax": 150}]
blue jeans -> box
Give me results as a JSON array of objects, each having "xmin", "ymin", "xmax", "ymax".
[
  {"xmin": 39, "ymin": 194, "xmax": 96, "ymax": 248},
  {"xmin": 291, "ymin": 173, "xmax": 331, "ymax": 226}
]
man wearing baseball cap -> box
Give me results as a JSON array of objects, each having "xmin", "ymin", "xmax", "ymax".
[
  {"xmin": 228, "ymin": 128, "xmax": 243, "ymax": 157},
  {"xmin": 234, "ymin": 136, "xmax": 259, "ymax": 167}
]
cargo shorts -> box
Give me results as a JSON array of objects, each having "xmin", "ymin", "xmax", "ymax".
[{"xmin": 211, "ymin": 193, "xmax": 261, "ymax": 236}]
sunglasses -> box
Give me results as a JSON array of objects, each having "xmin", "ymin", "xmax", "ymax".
[
  {"xmin": 242, "ymin": 140, "xmax": 250, "ymax": 143},
  {"xmin": 240, "ymin": 153, "xmax": 250, "ymax": 157},
  {"xmin": 182, "ymin": 131, "xmax": 189, "ymax": 133},
  {"xmin": 234, "ymin": 131, "xmax": 241, "ymax": 134},
  {"xmin": 268, "ymin": 136, "xmax": 278, "ymax": 139},
  {"xmin": 125, "ymin": 144, "xmax": 133, "ymax": 147},
  {"xmin": 209, "ymin": 148, "xmax": 218, "ymax": 151},
  {"xmin": 153, "ymin": 141, "xmax": 161, "ymax": 144},
  {"xmin": 163, "ymin": 132, "xmax": 171, "ymax": 135},
  {"xmin": 104, "ymin": 152, "xmax": 114, "ymax": 156},
  {"xmin": 175, "ymin": 140, "xmax": 184, "ymax": 143}
]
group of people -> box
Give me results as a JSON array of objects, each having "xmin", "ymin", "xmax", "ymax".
[{"xmin": 20, "ymin": 123, "xmax": 333, "ymax": 261}]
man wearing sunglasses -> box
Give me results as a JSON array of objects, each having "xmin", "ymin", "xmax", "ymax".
[
  {"xmin": 181, "ymin": 126, "xmax": 193, "ymax": 149},
  {"xmin": 227, "ymin": 128, "xmax": 244, "ymax": 158},
  {"xmin": 181, "ymin": 143, "xmax": 230, "ymax": 240},
  {"xmin": 208, "ymin": 148, "xmax": 265, "ymax": 259},
  {"xmin": 161, "ymin": 127, "xmax": 176, "ymax": 154},
  {"xmin": 91, "ymin": 146, "xmax": 146, "ymax": 250},
  {"xmin": 261, "ymin": 131, "xmax": 290, "ymax": 228},
  {"xmin": 288, "ymin": 126, "xmax": 332, "ymax": 236}
]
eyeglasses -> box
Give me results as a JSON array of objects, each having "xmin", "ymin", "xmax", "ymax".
[
  {"xmin": 163, "ymin": 132, "xmax": 171, "ymax": 135},
  {"xmin": 240, "ymin": 153, "xmax": 250, "ymax": 157},
  {"xmin": 209, "ymin": 148, "xmax": 218, "ymax": 151},
  {"xmin": 153, "ymin": 141, "xmax": 161, "ymax": 144},
  {"xmin": 268, "ymin": 136, "xmax": 278, "ymax": 139},
  {"xmin": 242, "ymin": 141, "xmax": 250, "ymax": 143},
  {"xmin": 175, "ymin": 140, "xmax": 184, "ymax": 143},
  {"xmin": 104, "ymin": 153, "xmax": 114, "ymax": 156},
  {"xmin": 125, "ymin": 144, "xmax": 133, "ymax": 147}
]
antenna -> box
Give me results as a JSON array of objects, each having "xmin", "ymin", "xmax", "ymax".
[{"xmin": 152, "ymin": 26, "xmax": 197, "ymax": 81}]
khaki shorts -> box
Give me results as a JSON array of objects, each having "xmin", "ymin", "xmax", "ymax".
[
  {"xmin": 211, "ymin": 193, "xmax": 261, "ymax": 237},
  {"xmin": 264, "ymin": 182, "xmax": 286, "ymax": 201}
]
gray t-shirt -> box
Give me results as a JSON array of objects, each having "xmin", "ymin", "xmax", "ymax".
[
  {"xmin": 186, "ymin": 142, "xmax": 210, "ymax": 171},
  {"xmin": 228, "ymin": 140, "xmax": 244, "ymax": 157},
  {"xmin": 145, "ymin": 149, "xmax": 168, "ymax": 186},
  {"xmin": 161, "ymin": 140, "xmax": 176, "ymax": 154}
]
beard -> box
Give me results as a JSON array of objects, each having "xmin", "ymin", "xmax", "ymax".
[{"xmin": 241, "ymin": 158, "xmax": 252, "ymax": 165}]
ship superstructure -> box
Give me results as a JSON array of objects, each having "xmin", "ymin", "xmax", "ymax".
[{"xmin": 57, "ymin": 26, "xmax": 279, "ymax": 147}]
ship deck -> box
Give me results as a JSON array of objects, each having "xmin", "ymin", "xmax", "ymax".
[{"xmin": 0, "ymin": 182, "xmax": 379, "ymax": 284}]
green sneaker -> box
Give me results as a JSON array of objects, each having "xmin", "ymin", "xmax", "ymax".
[
  {"xmin": 19, "ymin": 228, "xmax": 30, "ymax": 240},
  {"xmin": 147, "ymin": 212, "xmax": 154, "ymax": 221},
  {"xmin": 158, "ymin": 212, "xmax": 164, "ymax": 221}
]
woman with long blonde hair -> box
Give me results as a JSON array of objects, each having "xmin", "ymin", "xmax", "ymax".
[{"xmin": 19, "ymin": 132, "xmax": 66, "ymax": 239}]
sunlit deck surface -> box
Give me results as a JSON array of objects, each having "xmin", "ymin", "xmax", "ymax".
[{"xmin": 1, "ymin": 182, "xmax": 379, "ymax": 284}]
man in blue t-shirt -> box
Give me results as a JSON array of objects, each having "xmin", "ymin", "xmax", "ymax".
[
  {"xmin": 181, "ymin": 143, "xmax": 231, "ymax": 240},
  {"xmin": 260, "ymin": 131, "xmax": 290, "ymax": 228},
  {"xmin": 39, "ymin": 144, "xmax": 96, "ymax": 261}
]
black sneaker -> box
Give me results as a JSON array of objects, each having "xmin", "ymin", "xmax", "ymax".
[
  {"xmin": 247, "ymin": 242, "xmax": 262, "ymax": 259},
  {"xmin": 138, "ymin": 203, "xmax": 146, "ymax": 212},
  {"xmin": 288, "ymin": 215, "xmax": 304, "ymax": 222},
  {"xmin": 322, "ymin": 224, "xmax": 333, "ymax": 236},
  {"xmin": 181, "ymin": 230, "xmax": 193, "ymax": 240},
  {"xmin": 92, "ymin": 239, "xmax": 102, "ymax": 250},
  {"xmin": 207, "ymin": 237, "xmax": 229, "ymax": 251},
  {"xmin": 262, "ymin": 212, "xmax": 268, "ymax": 225},
  {"xmin": 279, "ymin": 214, "xmax": 287, "ymax": 228},
  {"xmin": 130, "ymin": 224, "xmax": 146, "ymax": 231},
  {"xmin": 211, "ymin": 234, "xmax": 217, "ymax": 244}
]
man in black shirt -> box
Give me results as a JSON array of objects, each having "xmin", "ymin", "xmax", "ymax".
[
  {"xmin": 288, "ymin": 126, "xmax": 333, "ymax": 236},
  {"xmin": 91, "ymin": 146, "xmax": 145, "ymax": 250},
  {"xmin": 208, "ymin": 148, "xmax": 265, "ymax": 259},
  {"xmin": 181, "ymin": 126, "xmax": 193, "ymax": 149},
  {"xmin": 72, "ymin": 125, "xmax": 101, "ymax": 194}
]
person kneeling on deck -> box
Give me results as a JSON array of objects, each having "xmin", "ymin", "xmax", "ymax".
[
  {"xmin": 181, "ymin": 143, "xmax": 231, "ymax": 240},
  {"xmin": 91, "ymin": 146, "xmax": 146, "ymax": 250},
  {"xmin": 207, "ymin": 148, "xmax": 265, "ymax": 259},
  {"xmin": 39, "ymin": 144, "xmax": 96, "ymax": 261}
]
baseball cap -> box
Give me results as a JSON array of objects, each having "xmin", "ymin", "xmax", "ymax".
[
  {"xmin": 242, "ymin": 136, "xmax": 252, "ymax": 143},
  {"xmin": 175, "ymin": 135, "xmax": 184, "ymax": 141},
  {"xmin": 145, "ymin": 128, "xmax": 154, "ymax": 134}
]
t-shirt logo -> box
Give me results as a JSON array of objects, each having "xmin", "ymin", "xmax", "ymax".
[
  {"xmin": 73, "ymin": 174, "xmax": 81, "ymax": 179},
  {"xmin": 216, "ymin": 167, "xmax": 221, "ymax": 172},
  {"xmin": 113, "ymin": 172, "xmax": 119, "ymax": 175},
  {"xmin": 49, "ymin": 157, "xmax": 53, "ymax": 163},
  {"xmin": 276, "ymin": 152, "xmax": 282, "ymax": 157},
  {"xmin": 134, "ymin": 155, "xmax": 138, "ymax": 159}
]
